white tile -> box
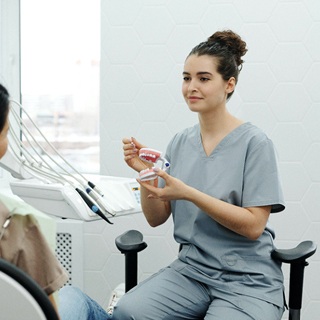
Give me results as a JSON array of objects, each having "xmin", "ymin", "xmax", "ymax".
[
  {"xmin": 200, "ymin": 4, "xmax": 243, "ymax": 35},
  {"xmin": 303, "ymin": 301, "xmax": 320, "ymax": 320},
  {"xmin": 269, "ymin": 43, "xmax": 312, "ymax": 82},
  {"xmin": 166, "ymin": 25, "xmax": 205, "ymax": 63},
  {"xmin": 269, "ymin": 83, "xmax": 311, "ymax": 121},
  {"xmin": 106, "ymin": 103, "xmax": 142, "ymax": 140},
  {"xmin": 303, "ymin": 103, "xmax": 320, "ymax": 141},
  {"xmin": 303, "ymin": 143, "xmax": 320, "ymax": 181},
  {"xmin": 134, "ymin": 6, "xmax": 174, "ymax": 44},
  {"xmin": 237, "ymin": 63, "xmax": 276, "ymax": 102},
  {"xmin": 302, "ymin": 184, "xmax": 320, "ymax": 222},
  {"xmin": 304, "ymin": 23, "xmax": 320, "ymax": 61},
  {"xmin": 102, "ymin": 0, "xmax": 143, "ymax": 26},
  {"xmin": 304, "ymin": 0, "xmax": 320, "ymax": 22},
  {"xmin": 240, "ymin": 24, "xmax": 277, "ymax": 62},
  {"xmin": 305, "ymin": 262, "xmax": 320, "ymax": 300},
  {"xmin": 301, "ymin": 223, "xmax": 320, "ymax": 261},
  {"xmin": 84, "ymin": 234, "xmax": 111, "ymax": 270},
  {"xmin": 272, "ymin": 123, "xmax": 311, "ymax": 161},
  {"xmin": 269, "ymin": 202, "xmax": 310, "ymax": 240},
  {"xmin": 303, "ymin": 63, "xmax": 320, "ymax": 102},
  {"xmin": 103, "ymin": 65, "xmax": 142, "ymax": 102},
  {"xmin": 234, "ymin": 0, "xmax": 278, "ymax": 22},
  {"xmin": 278, "ymin": 162, "xmax": 310, "ymax": 201},
  {"xmin": 237, "ymin": 103, "xmax": 277, "ymax": 136},
  {"xmin": 134, "ymin": 84, "xmax": 175, "ymax": 121},
  {"xmin": 103, "ymin": 27, "xmax": 142, "ymax": 64},
  {"xmin": 134, "ymin": 45, "xmax": 175, "ymax": 83},
  {"xmin": 269, "ymin": 2, "xmax": 312, "ymax": 42},
  {"xmin": 103, "ymin": 253, "xmax": 125, "ymax": 300},
  {"xmin": 167, "ymin": 0, "xmax": 209, "ymax": 25}
]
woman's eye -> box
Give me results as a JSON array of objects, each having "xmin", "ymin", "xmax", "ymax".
[
  {"xmin": 183, "ymin": 77, "xmax": 190, "ymax": 81},
  {"xmin": 200, "ymin": 77, "xmax": 209, "ymax": 82}
]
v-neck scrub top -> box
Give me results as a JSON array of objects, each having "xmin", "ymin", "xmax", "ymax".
[{"xmin": 162, "ymin": 122, "xmax": 285, "ymax": 308}]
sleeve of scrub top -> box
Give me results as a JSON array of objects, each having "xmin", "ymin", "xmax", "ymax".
[{"xmin": 241, "ymin": 138, "xmax": 285, "ymax": 213}]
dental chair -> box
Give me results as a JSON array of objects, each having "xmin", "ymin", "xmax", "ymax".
[
  {"xmin": 116, "ymin": 230, "xmax": 317, "ymax": 320},
  {"xmin": 0, "ymin": 258, "xmax": 59, "ymax": 320}
]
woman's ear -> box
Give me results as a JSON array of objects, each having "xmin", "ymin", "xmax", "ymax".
[{"xmin": 226, "ymin": 77, "xmax": 236, "ymax": 94}]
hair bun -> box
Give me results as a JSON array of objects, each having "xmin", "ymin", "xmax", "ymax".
[{"xmin": 208, "ymin": 30, "xmax": 247, "ymax": 67}]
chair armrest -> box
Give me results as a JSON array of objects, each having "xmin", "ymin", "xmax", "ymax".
[
  {"xmin": 115, "ymin": 230, "xmax": 147, "ymax": 254},
  {"xmin": 271, "ymin": 240, "xmax": 317, "ymax": 319},
  {"xmin": 271, "ymin": 240, "xmax": 317, "ymax": 263},
  {"xmin": 115, "ymin": 230, "xmax": 148, "ymax": 292}
]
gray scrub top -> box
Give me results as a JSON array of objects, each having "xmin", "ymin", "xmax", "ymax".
[{"xmin": 161, "ymin": 122, "xmax": 285, "ymax": 308}]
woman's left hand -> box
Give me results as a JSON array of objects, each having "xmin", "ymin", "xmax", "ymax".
[{"xmin": 137, "ymin": 168, "xmax": 190, "ymax": 202}]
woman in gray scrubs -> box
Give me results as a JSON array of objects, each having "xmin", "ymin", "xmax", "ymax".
[{"xmin": 119, "ymin": 30, "xmax": 285, "ymax": 320}]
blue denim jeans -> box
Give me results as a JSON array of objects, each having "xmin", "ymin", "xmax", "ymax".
[{"xmin": 58, "ymin": 286, "xmax": 111, "ymax": 320}]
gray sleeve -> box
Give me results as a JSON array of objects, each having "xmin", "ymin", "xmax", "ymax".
[{"xmin": 242, "ymin": 139, "xmax": 285, "ymax": 213}]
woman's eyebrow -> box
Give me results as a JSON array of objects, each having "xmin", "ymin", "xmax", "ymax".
[{"xmin": 182, "ymin": 71, "xmax": 212, "ymax": 76}]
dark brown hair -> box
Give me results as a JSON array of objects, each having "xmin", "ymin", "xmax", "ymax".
[
  {"xmin": 188, "ymin": 30, "xmax": 248, "ymax": 100},
  {"xmin": 0, "ymin": 84, "xmax": 10, "ymax": 132}
]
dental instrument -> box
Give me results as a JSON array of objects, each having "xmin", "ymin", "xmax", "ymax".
[{"xmin": 0, "ymin": 100, "xmax": 141, "ymax": 222}]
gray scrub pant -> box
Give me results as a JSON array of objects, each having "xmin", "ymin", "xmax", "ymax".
[{"xmin": 112, "ymin": 266, "xmax": 284, "ymax": 320}]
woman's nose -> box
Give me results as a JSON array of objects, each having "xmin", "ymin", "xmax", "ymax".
[{"xmin": 188, "ymin": 80, "xmax": 198, "ymax": 92}]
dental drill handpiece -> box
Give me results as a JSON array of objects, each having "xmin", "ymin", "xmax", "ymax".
[{"xmin": 76, "ymin": 188, "xmax": 113, "ymax": 224}]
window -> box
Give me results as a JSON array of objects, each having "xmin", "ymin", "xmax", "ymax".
[{"xmin": 20, "ymin": 0, "xmax": 100, "ymax": 173}]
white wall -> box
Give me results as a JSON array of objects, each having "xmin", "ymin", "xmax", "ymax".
[{"xmin": 99, "ymin": 1, "xmax": 320, "ymax": 318}]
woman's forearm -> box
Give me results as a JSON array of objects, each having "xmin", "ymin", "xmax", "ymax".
[
  {"xmin": 184, "ymin": 185, "xmax": 270, "ymax": 240},
  {"xmin": 140, "ymin": 181, "xmax": 171, "ymax": 227}
]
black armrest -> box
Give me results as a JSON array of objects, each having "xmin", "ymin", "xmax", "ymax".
[
  {"xmin": 271, "ymin": 240, "xmax": 317, "ymax": 263},
  {"xmin": 115, "ymin": 230, "xmax": 147, "ymax": 292},
  {"xmin": 271, "ymin": 240, "xmax": 317, "ymax": 319},
  {"xmin": 115, "ymin": 230, "xmax": 147, "ymax": 253}
]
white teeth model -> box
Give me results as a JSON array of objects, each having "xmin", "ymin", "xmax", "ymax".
[
  {"xmin": 139, "ymin": 148, "xmax": 162, "ymax": 164},
  {"xmin": 138, "ymin": 148, "xmax": 170, "ymax": 181}
]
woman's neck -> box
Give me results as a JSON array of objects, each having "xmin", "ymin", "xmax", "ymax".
[
  {"xmin": 199, "ymin": 109, "xmax": 242, "ymax": 135},
  {"xmin": 198, "ymin": 110, "xmax": 244, "ymax": 156}
]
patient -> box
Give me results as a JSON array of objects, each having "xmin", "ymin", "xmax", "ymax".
[
  {"xmin": 0, "ymin": 83, "xmax": 68, "ymax": 317},
  {"xmin": 0, "ymin": 83, "xmax": 113, "ymax": 320}
]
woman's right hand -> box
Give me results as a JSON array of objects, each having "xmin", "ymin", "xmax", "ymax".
[{"xmin": 122, "ymin": 137, "xmax": 151, "ymax": 173}]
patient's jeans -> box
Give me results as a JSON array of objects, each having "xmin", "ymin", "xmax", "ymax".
[{"xmin": 58, "ymin": 286, "xmax": 111, "ymax": 320}]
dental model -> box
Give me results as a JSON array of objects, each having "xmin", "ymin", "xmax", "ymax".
[{"xmin": 139, "ymin": 148, "xmax": 170, "ymax": 181}]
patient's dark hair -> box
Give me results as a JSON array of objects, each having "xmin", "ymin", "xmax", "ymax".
[
  {"xmin": 187, "ymin": 30, "xmax": 248, "ymax": 100},
  {"xmin": 0, "ymin": 84, "xmax": 10, "ymax": 132}
]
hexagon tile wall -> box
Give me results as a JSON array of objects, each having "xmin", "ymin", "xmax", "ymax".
[{"xmin": 85, "ymin": 1, "xmax": 320, "ymax": 319}]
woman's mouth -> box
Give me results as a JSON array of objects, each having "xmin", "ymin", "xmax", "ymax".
[{"xmin": 188, "ymin": 96, "xmax": 202, "ymax": 103}]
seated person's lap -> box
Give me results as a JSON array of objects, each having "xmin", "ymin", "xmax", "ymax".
[{"xmin": 112, "ymin": 266, "xmax": 283, "ymax": 320}]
